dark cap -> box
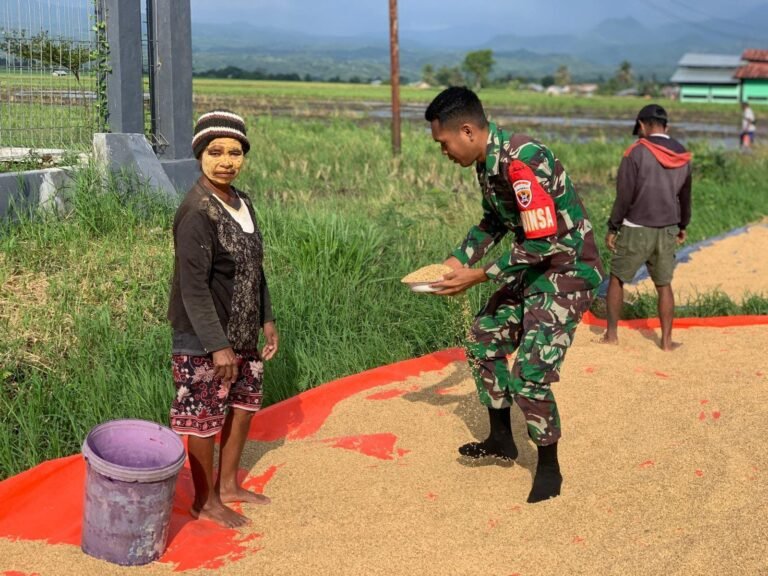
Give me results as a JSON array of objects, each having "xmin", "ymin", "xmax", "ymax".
[{"xmin": 632, "ymin": 104, "xmax": 668, "ymax": 135}]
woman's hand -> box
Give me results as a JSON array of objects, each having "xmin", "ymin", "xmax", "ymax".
[
  {"xmin": 262, "ymin": 322, "xmax": 279, "ymax": 361},
  {"xmin": 212, "ymin": 347, "xmax": 239, "ymax": 386}
]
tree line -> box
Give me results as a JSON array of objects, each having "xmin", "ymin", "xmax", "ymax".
[
  {"xmin": 422, "ymin": 52, "xmax": 660, "ymax": 96},
  {"xmin": 198, "ymin": 50, "xmax": 661, "ymax": 97}
]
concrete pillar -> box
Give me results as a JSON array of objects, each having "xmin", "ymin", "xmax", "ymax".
[
  {"xmin": 93, "ymin": 133, "xmax": 177, "ymax": 198},
  {"xmin": 152, "ymin": 0, "xmax": 194, "ymax": 160},
  {"xmin": 98, "ymin": 0, "xmax": 144, "ymax": 134},
  {"xmin": 0, "ymin": 168, "xmax": 74, "ymax": 220}
]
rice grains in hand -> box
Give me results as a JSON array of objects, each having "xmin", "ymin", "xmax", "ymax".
[{"xmin": 401, "ymin": 264, "xmax": 453, "ymax": 283}]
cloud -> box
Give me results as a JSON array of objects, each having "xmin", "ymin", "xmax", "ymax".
[{"xmin": 189, "ymin": 0, "xmax": 766, "ymax": 37}]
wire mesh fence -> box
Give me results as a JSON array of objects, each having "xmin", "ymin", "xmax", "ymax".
[{"xmin": 0, "ymin": 0, "xmax": 104, "ymax": 151}]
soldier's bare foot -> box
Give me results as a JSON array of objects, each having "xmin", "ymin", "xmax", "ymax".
[
  {"xmin": 220, "ymin": 486, "xmax": 271, "ymax": 505},
  {"xmin": 191, "ymin": 501, "xmax": 250, "ymax": 528}
]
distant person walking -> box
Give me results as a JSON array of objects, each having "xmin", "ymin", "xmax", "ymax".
[
  {"xmin": 168, "ymin": 110, "xmax": 279, "ymax": 528},
  {"xmin": 741, "ymin": 101, "xmax": 756, "ymax": 149},
  {"xmin": 602, "ymin": 104, "xmax": 692, "ymax": 351}
]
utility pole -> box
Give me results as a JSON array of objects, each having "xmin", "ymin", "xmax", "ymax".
[{"xmin": 388, "ymin": 0, "xmax": 401, "ymax": 155}]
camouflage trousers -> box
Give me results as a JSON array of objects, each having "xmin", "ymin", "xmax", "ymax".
[{"xmin": 464, "ymin": 286, "xmax": 595, "ymax": 446}]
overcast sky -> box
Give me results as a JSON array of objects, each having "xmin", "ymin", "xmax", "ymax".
[{"xmin": 189, "ymin": 0, "xmax": 766, "ymax": 37}]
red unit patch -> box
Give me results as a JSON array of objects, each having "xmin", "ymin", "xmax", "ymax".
[
  {"xmin": 508, "ymin": 160, "xmax": 557, "ymax": 239},
  {"xmin": 513, "ymin": 180, "xmax": 532, "ymax": 208}
]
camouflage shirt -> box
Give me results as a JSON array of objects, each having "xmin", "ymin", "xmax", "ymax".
[{"xmin": 450, "ymin": 122, "xmax": 604, "ymax": 294}]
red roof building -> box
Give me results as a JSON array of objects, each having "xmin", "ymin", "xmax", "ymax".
[
  {"xmin": 741, "ymin": 49, "xmax": 768, "ymax": 63},
  {"xmin": 736, "ymin": 49, "xmax": 768, "ymax": 103}
]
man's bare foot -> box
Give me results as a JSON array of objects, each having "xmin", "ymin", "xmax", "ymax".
[
  {"xmin": 190, "ymin": 501, "xmax": 250, "ymax": 528},
  {"xmin": 661, "ymin": 341, "xmax": 683, "ymax": 352},
  {"xmin": 220, "ymin": 486, "xmax": 271, "ymax": 505},
  {"xmin": 598, "ymin": 333, "xmax": 618, "ymax": 345}
]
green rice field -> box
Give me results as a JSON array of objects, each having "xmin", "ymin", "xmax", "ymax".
[{"xmin": 191, "ymin": 78, "xmax": 747, "ymax": 123}]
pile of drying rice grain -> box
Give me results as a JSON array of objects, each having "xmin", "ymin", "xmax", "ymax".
[{"xmin": 401, "ymin": 264, "xmax": 453, "ymax": 284}]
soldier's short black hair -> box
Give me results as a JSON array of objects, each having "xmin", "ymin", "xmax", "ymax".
[{"xmin": 424, "ymin": 86, "xmax": 488, "ymax": 128}]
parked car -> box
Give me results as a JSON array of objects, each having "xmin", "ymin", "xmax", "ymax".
[{"xmin": 51, "ymin": 70, "xmax": 68, "ymax": 77}]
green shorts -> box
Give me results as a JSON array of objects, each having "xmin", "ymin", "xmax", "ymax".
[{"xmin": 610, "ymin": 225, "xmax": 678, "ymax": 286}]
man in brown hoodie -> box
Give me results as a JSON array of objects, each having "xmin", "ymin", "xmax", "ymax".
[{"xmin": 602, "ymin": 104, "xmax": 692, "ymax": 351}]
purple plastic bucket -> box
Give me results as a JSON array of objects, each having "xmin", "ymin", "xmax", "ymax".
[{"xmin": 81, "ymin": 419, "xmax": 186, "ymax": 566}]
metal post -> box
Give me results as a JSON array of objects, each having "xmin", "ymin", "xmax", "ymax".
[
  {"xmin": 389, "ymin": 0, "xmax": 401, "ymax": 156},
  {"xmin": 152, "ymin": 0, "xmax": 194, "ymax": 160},
  {"xmin": 146, "ymin": 0, "xmax": 158, "ymax": 146},
  {"xmin": 100, "ymin": 0, "xmax": 144, "ymax": 133}
]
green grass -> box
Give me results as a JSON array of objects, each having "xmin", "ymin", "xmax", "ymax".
[
  {"xmin": 0, "ymin": 104, "xmax": 97, "ymax": 149},
  {"xmin": 1, "ymin": 116, "xmax": 767, "ymax": 480},
  {"xmin": 617, "ymin": 290, "xmax": 768, "ymax": 320},
  {"xmin": 0, "ymin": 70, "xmax": 99, "ymax": 148}
]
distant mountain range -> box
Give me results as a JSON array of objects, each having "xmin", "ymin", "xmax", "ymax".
[
  {"xmin": 3, "ymin": 2, "xmax": 766, "ymax": 83},
  {"xmin": 191, "ymin": 4, "xmax": 768, "ymax": 82}
]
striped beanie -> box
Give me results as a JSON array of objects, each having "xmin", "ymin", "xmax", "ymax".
[{"xmin": 192, "ymin": 110, "xmax": 250, "ymax": 158}]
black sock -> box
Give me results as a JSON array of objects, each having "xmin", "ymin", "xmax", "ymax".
[
  {"xmin": 527, "ymin": 442, "xmax": 562, "ymax": 503},
  {"xmin": 459, "ymin": 407, "xmax": 518, "ymax": 460}
]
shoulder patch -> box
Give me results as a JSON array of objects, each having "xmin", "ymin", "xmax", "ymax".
[
  {"xmin": 508, "ymin": 159, "xmax": 557, "ymax": 239},
  {"xmin": 513, "ymin": 179, "xmax": 532, "ymax": 208}
]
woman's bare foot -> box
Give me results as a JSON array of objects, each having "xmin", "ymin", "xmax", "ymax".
[
  {"xmin": 190, "ymin": 501, "xmax": 250, "ymax": 528},
  {"xmin": 220, "ymin": 485, "xmax": 271, "ymax": 505},
  {"xmin": 598, "ymin": 333, "xmax": 618, "ymax": 345}
]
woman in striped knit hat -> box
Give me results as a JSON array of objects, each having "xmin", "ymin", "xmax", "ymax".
[{"xmin": 167, "ymin": 110, "xmax": 279, "ymax": 528}]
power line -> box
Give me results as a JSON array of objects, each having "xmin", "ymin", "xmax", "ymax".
[
  {"xmin": 638, "ymin": 0, "xmax": 763, "ymax": 43},
  {"xmin": 668, "ymin": 0, "xmax": 765, "ymax": 35}
]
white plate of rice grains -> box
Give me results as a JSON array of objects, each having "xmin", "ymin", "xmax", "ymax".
[{"xmin": 401, "ymin": 264, "xmax": 453, "ymax": 293}]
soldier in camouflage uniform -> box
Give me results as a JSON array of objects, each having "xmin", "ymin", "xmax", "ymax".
[{"xmin": 427, "ymin": 87, "xmax": 604, "ymax": 503}]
